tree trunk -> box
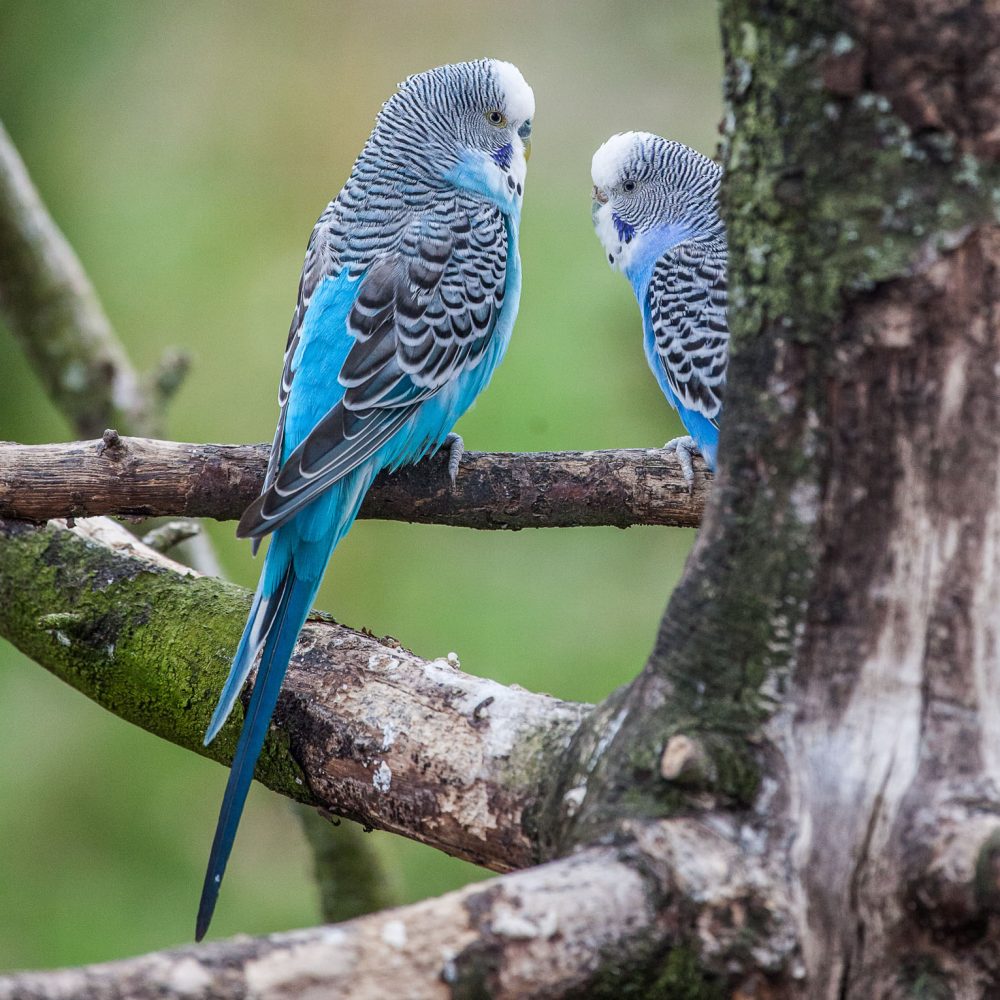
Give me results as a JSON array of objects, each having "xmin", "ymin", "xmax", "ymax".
[
  {"xmin": 3, "ymin": 3, "xmax": 1000, "ymax": 996},
  {"xmin": 747, "ymin": 4, "xmax": 1000, "ymax": 992},
  {"xmin": 539, "ymin": 1, "xmax": 1000, "ymax": 994},
  {"xmin": 722, "ymin": 2, "xmax": 1000, "ymax": 993},
  {"xmin": 641, "ymin": 1, "xmax": 1000, "ymax": 994}
]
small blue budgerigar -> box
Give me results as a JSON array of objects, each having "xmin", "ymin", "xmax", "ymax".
[
  {"xmin": 591, "ymin": 132, "xmax": 727, "ymax": 483},
  {"xmin": 195, "ymin": 59, "xmax": 534, "ymax": 940}
]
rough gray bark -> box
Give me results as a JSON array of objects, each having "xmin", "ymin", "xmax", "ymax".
[
  {"xmin": 0, "ymin": 820, "xmax": 793, "ymax": 1000},
  {"xmin": 0, "ymin": 435, "xmax": 708, "ymax": 529},
  {"xmin": 3, "ymin": 2, "xmax": 1000, "ymax": 996}
]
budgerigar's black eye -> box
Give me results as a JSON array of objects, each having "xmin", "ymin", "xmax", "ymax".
[
  {"xmin": 485, "ymin": 110, "xmax": 507, "ymax": 127},
  {"xmin": 623, "ymin": 179, "xmax": 637, "ymax": 193}
]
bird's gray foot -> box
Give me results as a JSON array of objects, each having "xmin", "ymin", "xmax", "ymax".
[
  {"xmin": 664, "ymin": 435, "xmax": 698, "ymax": 490},
  {"xmin": 444, "ymin": 432, "xmax": 464, "ymax": 485}
]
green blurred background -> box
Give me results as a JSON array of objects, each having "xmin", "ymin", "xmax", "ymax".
[{"xmin": 0, "ymin": 1, "xmax": 721, "ymax": 971}]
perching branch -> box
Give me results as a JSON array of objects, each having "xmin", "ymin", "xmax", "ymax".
[
  {"xmin": 0, "ymin": 434, "xmax": 708, "ymax": 529},
  {"xmin": 0, "ymin": 516, "xmax": 588, "ymax": 871},
  {"xmin": 0, "ymin": 122, "xmax": 187, "ymax": 438},
  {"xmin": 0, "ymin": 819, "xmax": 793, "ymax": 1000},
  {"xmin": 0, "ymin": 120, "xmax": 374, "ymax": 922}
]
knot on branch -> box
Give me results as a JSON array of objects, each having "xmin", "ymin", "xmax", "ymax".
[
  {"xmin": 140, "ymin": 520, "xmax": 202, "ymax": 553},
  {"xmin": 660, "ymin": 734, "xmax": 714, "ymax": 787},
  {"xmin": 36, "ymin": 611, "xmax": 87, "ymax": 640},
  {"xmin": 96, "ymin": 428, "xmax": 125, "ymax": 458},
  {"xmin": 655, "ymin": 731, "xmax": 761, "ymax": 806}
]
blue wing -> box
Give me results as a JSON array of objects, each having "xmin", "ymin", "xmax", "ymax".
[
  {"xmin": 237, "ymin": 203, "xmax": 508, "ymax": 541},
  {"xmin": 251, "ymin": 201, "xmax": 341, "ymax": 556},
  {"xmin": 196, "ymin": 199, "xmax": 509, "ymax": 940},
  {"xmin": 643, "ymin": 239, "xmax": 728, "ymax": 468}
]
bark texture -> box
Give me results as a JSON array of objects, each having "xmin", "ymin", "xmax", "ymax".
[
  {"xmin": 0, "ymin": 517, "xmax": 587, "ymax": 872},
  {"xmin": 770, "ymin": 4, "xmax": 1000, "ymax": 990},
  {"xmin": 0, "ymin": 435, "xmax": 708, "ymax": 530},
  {"xmin": 536, "ymin": 1, "xmax": 1000, "ymax": 995},
  {"xmin": 0, "ymin": 820, "xmax": 793, "ymax": 1000}
]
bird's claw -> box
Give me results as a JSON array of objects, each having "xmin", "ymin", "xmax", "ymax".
[
  {"xmin": 445, "ymin": 433, "xmax": 464, "ymax": 486},
  {"xmin": 664, "ymin": 435, "xmax": 698, "ymax": 491}
]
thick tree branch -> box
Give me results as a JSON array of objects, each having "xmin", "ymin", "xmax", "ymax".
[
  {"xmin": 0, "ymin": 435, "xmax": 709, "ymax": 529},
  {"xmin": 0, "ymin": 122, "xmax": 186, "ymax": 438},
  {"xmin": 0, "ymin": 516, "xmax": 588, "ymax": 871},
  {"xmin": 0, "ymin": 819, "xmax": 794, "ymax": 1000},
  {"xmin": 0, "ymin": 112, "xmax": 374, "ymax": 923}
]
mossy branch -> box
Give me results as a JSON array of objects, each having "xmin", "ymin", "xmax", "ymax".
[{"xmin": 0, "ymin": 516, "xmax": 588, "ymax": 872}]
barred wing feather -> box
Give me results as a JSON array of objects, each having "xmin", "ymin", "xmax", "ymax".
[
  {"xmin": 239, "ymin": 205, "xmax": 507, "ymax": 539},
  {"xmin": 647, "ymin": 240, "xmax": 728, "ymax": 426}
]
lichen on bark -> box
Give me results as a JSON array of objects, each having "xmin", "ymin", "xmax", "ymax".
[
  {"xmin": 548, "ymin": 0, "xmax": 1000, "ymax": 951},
  {"xmin": 0, "ymin": 517, "xmax": 592, "ymax": 873},
  {"xmin": 0, "ymin": 518, "xmax": 309, "ymax": 800}
]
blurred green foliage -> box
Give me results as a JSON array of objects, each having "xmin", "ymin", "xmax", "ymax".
[{"xmin": 0, "ymin": 0, "xmax": 721, "ymax": 970}]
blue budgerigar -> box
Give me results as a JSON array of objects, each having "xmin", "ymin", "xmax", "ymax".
[
  {"xmin": 591, "ymin": 132, "xmax": 727, "ymax": 482},
  {"xmin": 196, "ymin": 59, "xmax": 534, "ymax": 940}
]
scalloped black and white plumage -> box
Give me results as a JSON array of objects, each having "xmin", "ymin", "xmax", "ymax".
[
  {"xmin": 195, "ymin": 59, "xmax": 533, "ymax": 942},
  {"xmin": 238, "ymin": 200, "xmax": 508, "ymax": 540},
  {"xmin": 646, "ymin": 237, "xmax": 727, "ymax": 427},
  {"xmin": 592, "ymin": 131, "xmax": 727, "ymax": 475}
]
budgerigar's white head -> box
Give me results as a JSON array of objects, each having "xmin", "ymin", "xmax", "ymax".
[
  {"xmin": 369, "ymin": 60, "xmax": 534, "ymax": 204},
  {"xmin": 591, "ymin": 131, "xmax": 721, "ymax": 272},
  {"xmin": 489, "ymin": 60, "xmax": 535, "ymax": 127}
]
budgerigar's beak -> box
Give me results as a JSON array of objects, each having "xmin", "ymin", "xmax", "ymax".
[
  {"xmin": 518, "ymin": 120, "xmax": 532, "ymax": 161},
  {"xmin": 592, "ymin": 185, "xmax": 608, "ymax": 205}
]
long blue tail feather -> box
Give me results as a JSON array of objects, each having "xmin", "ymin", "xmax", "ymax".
[
  {"xmin": 203, "ymin": 587, "xmax": 267, "ymax": 747},
  {"xmin": 195, "ymin": 567, "xmax": 316, "ymax": 941},
  {"xmin": 191, "ymin": 59, "xmax": 530, "ymax": 942}
]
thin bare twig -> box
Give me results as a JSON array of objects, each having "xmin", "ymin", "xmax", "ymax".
[{"xmin": 0, "ymin": 436, "xmax": 709, "ymax": 530}]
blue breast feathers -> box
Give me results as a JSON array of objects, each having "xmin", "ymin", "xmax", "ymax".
[{"xmin": 443, "ymin": 150, "xmax": 521, "ymax": 217}]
